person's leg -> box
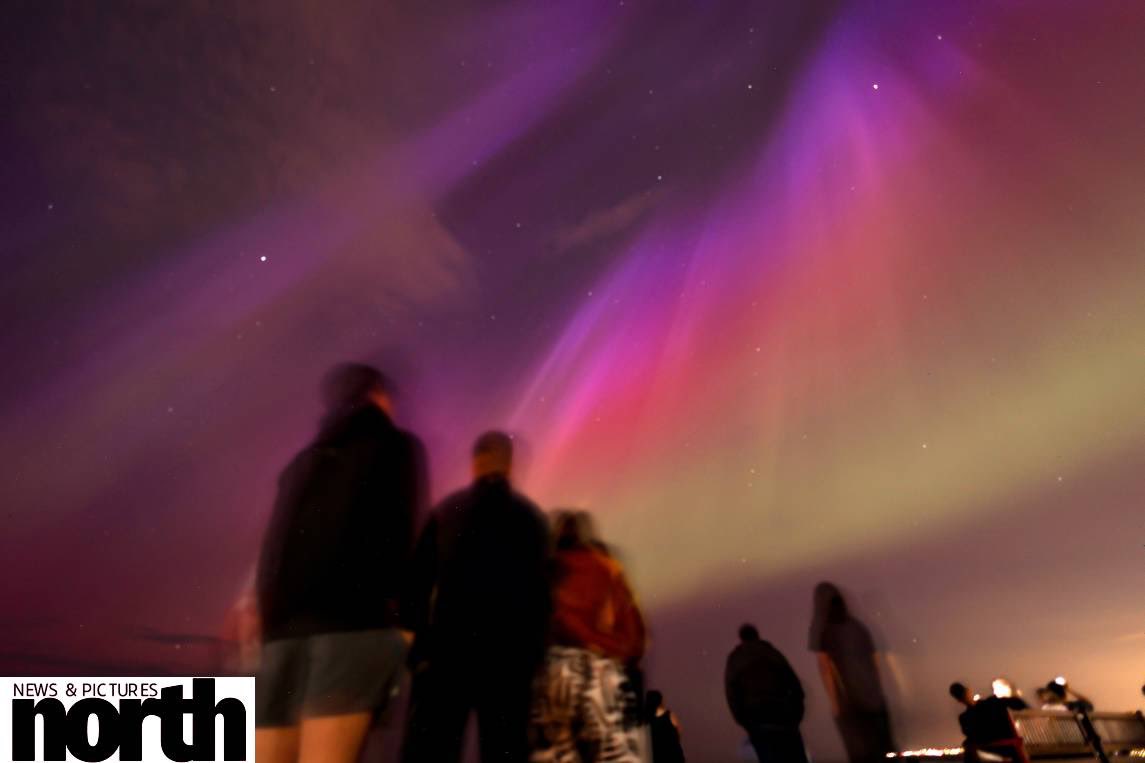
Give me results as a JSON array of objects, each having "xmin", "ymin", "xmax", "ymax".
[
  {"xmin": 400, "ymin": 660, "xmax": 469, "ymax": 763},
  {"xmin": 296, "ymin": 629, "xmax": 408, "ymax": 763},
  {"xmin": 297, "ymin": 713, "xmax": 372, "ymax": 763},
  {"xmin": 788, "ymin": 728, "xmax": 811, "ymax": 763},
  {"xmin": 871, "ymin": 710, "xmax": 897, "ymax": 758},
  {"xmin": 747, "ymin": 729, "xmax": 771, "ymax": 763},
  {"xmin": 835, "ymin": 714, "xmax": 869, "ymax": 763},
  {"xmin": 476, "ymin": 659, "xmax": 535, "ymax": 762},
  {"xmin": 748, "ymin": 727, "xmax": 808, "ymax": 763},
  {"xmin": 527, "ymin": 648, "xmax": 579, "ymax": 763},
  {"xmin": 256, "ymin": 727, "xmax": 301, "ymax": 763},
  {"xmin": 589, "ymin": 656, "xmax": 644, "ymax": 763},
  {"xmin": 841, "ymin": 711, "xmax": 895, "ymax": 763},
  {"xmin": 255, "ymin": 639, "xmax": 307, "ymax": 763}
]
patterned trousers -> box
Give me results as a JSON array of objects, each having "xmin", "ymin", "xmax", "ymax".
[{"xmin": 529, "ymin": 646, "xmax": 648, "ymax": 763}]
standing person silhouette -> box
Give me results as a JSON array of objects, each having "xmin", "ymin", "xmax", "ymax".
[
  {"xmin": 401, "ymin": 431, "xmax": 552, "ymax": 763},
  {"xmin": 725, "ymin": 624, "xmax": 807, "ymax": 763},
  {"xmin": 254, "ymin": 364, "xmax": 428, "ymax": 763},
  {"xmin": 529, "ymin": 510, "xmax": 647, "ymax": 763},
  {"xmin": 645, "ymin": 690, "xmax": 686, "ymax": 763},
  {"xmin": 808, "ymin": 583, "xmax": 896, "ymax": 763}
]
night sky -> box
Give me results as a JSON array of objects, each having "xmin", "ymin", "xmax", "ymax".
[{"xmin": 3, "ymin": 1, "xmax": 1145, "ymax": 759}]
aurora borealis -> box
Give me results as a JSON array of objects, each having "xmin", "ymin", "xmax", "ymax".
[{"xmin": 2, "ymin": 1, "xmax": 1144, "ymax": 759}]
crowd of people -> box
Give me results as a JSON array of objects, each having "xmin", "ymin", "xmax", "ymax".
[
  {"xmin": 245, "ymin": 363, "xmax": 904, "ymax": 763},
  {"xmin": 251, "ymin": 364, "xmax": 671, "ymax": 763},
  {"xmin": 946, "ymin": 676, "xmax": 1100, "ymax": 762}
]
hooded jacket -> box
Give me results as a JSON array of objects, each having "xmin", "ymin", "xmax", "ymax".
[
  {"xmin": 725, "ymin": 639, "xmax": 805, "ymax": 729},
  {"xmin": 550, "ymin": 546, "xmax": 646, "ymax": 663},
  {"xmin": 256, "ymin": 404, "xmax": 427, "ymax": 641}
]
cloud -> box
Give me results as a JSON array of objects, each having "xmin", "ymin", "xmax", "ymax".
[{"xmin": 553, "ymin": 189, "xmax": 662, "ymax": 253}]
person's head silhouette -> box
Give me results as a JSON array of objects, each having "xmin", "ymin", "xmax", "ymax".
[
  {"xmin": 321, "ymin": 363, "xmax": 394, "ymax": 417},
  {"xmin": 949, "ymin": 682, "xmax": 974, "ymax": 707},
  {"xmin": 472, "ymin": 430, "xmax": 513, "ymax": 479}
]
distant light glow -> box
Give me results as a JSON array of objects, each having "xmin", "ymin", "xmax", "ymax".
[
  {"xmin": 993, "ymin": 678, "xmax": 1015, "ymax": 698},
  {"xmin": 887, "ymin": 749, "xmax": 964, "ymax": 759}
]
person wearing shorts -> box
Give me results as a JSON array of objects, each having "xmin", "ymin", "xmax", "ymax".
[{"xmin": 254, "ymin": 364, "xmax": 428, "ymax": 763}]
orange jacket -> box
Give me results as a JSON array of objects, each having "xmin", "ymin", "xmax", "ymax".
[{"xmin": 550, "ymin": 547, "xmax": 646, "ymax": 662}]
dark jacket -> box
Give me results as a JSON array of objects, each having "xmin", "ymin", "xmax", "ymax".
[
  {"xmin": 403, "ymin": 475, "xmax": 550, "ymax": 668},
  {"xmin": 649, "ymin": 711, "xmax": 686, "ymax": 763},
  {"xmin": 725, "ymin": 640, "xmax": 806, "ymax": 729},
  {"xmin": 256, "ymin": 404, "xmax": 427, "ymax": 642},
  {"xmin": 959, "ymin": 697, "xmax": 1025, "ymax": 745}
]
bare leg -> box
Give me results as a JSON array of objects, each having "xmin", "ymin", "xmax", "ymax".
[
  {"xmin": 298, "ymin": 712, "xmax": 373, "ymax": 763},
  {"xmin": 256, "ymin": 726, "xmax": 301, "ymax": 763}
]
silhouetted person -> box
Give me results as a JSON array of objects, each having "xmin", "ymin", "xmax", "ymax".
[
  {"xmin": 529, "ymin": 510, "xmax": 646, "ymax": 763},
  {"xmin": 808, "ymin": 583, "xmax": 896, "ymax": 763},
  {"xmin": 726, "ymin": 624, "xmax": 808, "ymax": 763},
  {"xmin": 401, "ymin": 431, "xmax": 551, "ymax": 763},
  {"xmin": 646, "ymin": 690, "xmax": 686, "ymax": 763},
  {"xmin": 255, "ymin": 363, "xmax": 427, "ymax": 763},
  {"xmin": 949, "ymin": 682, "xmax": 974, "ymax": 709},
  {"xmin": 989, "ymin": 677, "xmax": 1028, "ymax": 710},
  {"xmin": 1040, "ymin": 680, "xmax": 1105, "ymax": 762},
  {"xmin": 950, "ymin": 681, "xmax": 1024, "ymax": 763},
  {"xmin": 1038, "ymin": 679, "xmax": 1093, "ymax": 713}
]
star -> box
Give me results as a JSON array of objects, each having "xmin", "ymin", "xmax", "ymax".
[
  {"xmin": 259, "ymin": 255, "xmax": 267, "ymax": 262},
  {"xmin": 872, "ymin": 83, "xmax": 879, "ymax": 90}
]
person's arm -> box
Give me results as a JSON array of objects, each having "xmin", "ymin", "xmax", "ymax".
[
  {"xmin": 779, "ymin": 657, "xmax": 806, "ymax": 722},
  {"xmin": 532, "ymin": 511, "xmax": 554, "ymax": 651},
  {"xmin": 410, "ymin": 437, "xmax": 431, "ymax": 522},
  {"xmin": 608, "ymin": 566, "xmax": 647, "ymax": 663},
  {"xmin": 817, "ymin": 652, "xmax": 843, "ymax": 717},
  {"xmin": 1064, "ymin": 684, "xmax": 1093, "ymax": 711},
  {"xmin": 725, "ymin": 660, "xmax": 747, "ymax": 727},
  {"xmin": 220, "ymin": 573, "xmax": 261, "ymax": 673},
  {"xmin": 395, "ymin": 437, "xmax": 430, "ymax": 643},
  {"xmin": 876, "ymin": 650, "xmax": 907, "ymax": 698},
  {"xmin": 239, "ymin": 463, "xmax": 298, "ymax": 659},
  {"xmin": 400, "ymin": 515, "xmax": 438, "ymax": 654}
]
